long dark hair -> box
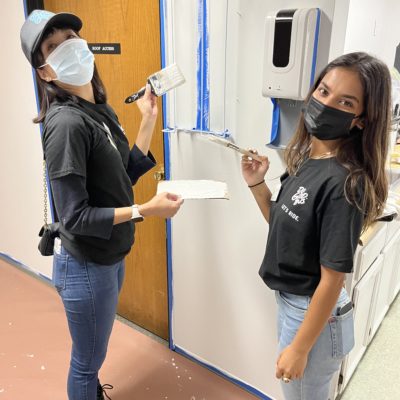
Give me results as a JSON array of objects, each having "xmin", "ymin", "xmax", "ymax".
[
  {"xmin": 32, "ymin": 25, "xmax": 107, "ymax": 123},
  {"xmin": 285, "ymin": 52, "xmax": 392, "ymax": 230}
]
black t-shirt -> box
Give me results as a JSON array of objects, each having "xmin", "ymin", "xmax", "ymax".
[
  {"xmin": 42, "ymin": 97, "xmax": 155, "ymax": 265},
  {"xmin": 259, "ymin": 158, "xmax": 364, "ymax": 295}
]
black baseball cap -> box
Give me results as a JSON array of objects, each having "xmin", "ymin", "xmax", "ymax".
[{"xmin": 20, "ymin": 9, "xmax": 82, "ymax": 67}]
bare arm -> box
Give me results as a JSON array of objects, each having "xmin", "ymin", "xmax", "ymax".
[
  {"xmin": 276, "ymin": 266, "xmax": 344, "ymax": 380},
  {"xmin": 113, "ymin": 192, "xmax": 184, "ymax": 224},
  {"xmin": 249, "ymin": 182, "xmax": 272, "ymax": 222},
  {"xmin": 113, "ymin": 207, "xmax": 134, "ymax": 225},
  {"xmin": 135, "ymin": 115, "xmax": 157, "ymax": 155},
  {"xmin": 241, "ymin": 151, "xmax": 271, "ymax": 222},
  {"xmin": 134, "ymin": 84, "xmax": 158, "ymax": 155},
  {"xmin": 291, "ymin": 266, "xmax": 344, "ymax": 353}
]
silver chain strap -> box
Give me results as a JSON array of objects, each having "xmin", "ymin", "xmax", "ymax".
[{"xmin": 43, "ymin": 160, "xmax": 48, "ymax": 227}]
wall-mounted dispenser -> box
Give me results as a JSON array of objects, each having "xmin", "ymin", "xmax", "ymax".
[{"xmin": 262, "ymin": 8, "xmax": 320, "ymax": 100}]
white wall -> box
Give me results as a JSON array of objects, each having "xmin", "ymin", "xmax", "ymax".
[
  {"xmin": 0, "ymin": 1, "xmax": 53, "ymax": 277},
  {"xmin": 344, "ymin": 0, "xmax": 400, "ymax": 67},
  {"xmin": 167, "ymin": 1, "xmax": 349, "ymax": 398}
]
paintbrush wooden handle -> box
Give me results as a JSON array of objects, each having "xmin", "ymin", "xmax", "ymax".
[{"xmin": 239, "ymin": 148, "xmax": 264, "ymax": 162}]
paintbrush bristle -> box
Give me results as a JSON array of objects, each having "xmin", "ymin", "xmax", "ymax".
[
  {"xmin": 148, "ymin": 64, "xmax": 186, "ymax": 96},
  {"xmin": 207, "ymin": 136, "xmax": 231, "ymax": 146}
]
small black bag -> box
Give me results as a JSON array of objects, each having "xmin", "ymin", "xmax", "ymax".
[
  {"xmin": 38, "ymin": 159, "xmax": 59, "ymax": 256},
  {"xmin": 38, "ymin": 222, "xmax": 60, "ymax": 256}
]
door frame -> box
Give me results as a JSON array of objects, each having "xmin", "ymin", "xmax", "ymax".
[{"xmin": 158, "ymin": 0, "xmax": 173, "ymax": 349}]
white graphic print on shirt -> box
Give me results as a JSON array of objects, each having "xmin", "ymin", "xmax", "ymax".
[
  {"xmin": 292, "ymin": 186, "xmax": 308, "ymax": 205},
  {"xmin": 102, "ymin": 122, "xmax": 118, "ymax": 150}
]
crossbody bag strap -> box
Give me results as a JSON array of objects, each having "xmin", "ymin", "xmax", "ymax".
[
  {"xmin": 41, "ymin": 104, "xmax": 121, "ymax": 227},
  {"xmin": 42, "ymin": 159, "xmax": 59, "ymax": 224},
  {"xmin": 43, "ymin": 159, "xmax": 48, "ymax": 227},
  {"xmin": 41, "ymin": 106, "xmax": 70, "ymax": 225}
]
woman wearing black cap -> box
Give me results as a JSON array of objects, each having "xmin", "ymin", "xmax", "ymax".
[{"xmin": 20, "ymin": 9, "xmax": 183, "ymax": 400}]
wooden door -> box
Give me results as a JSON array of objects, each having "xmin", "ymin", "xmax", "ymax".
[{"xmin": 43, "ymin": 0, "xmax": 169, "ymax": 339}]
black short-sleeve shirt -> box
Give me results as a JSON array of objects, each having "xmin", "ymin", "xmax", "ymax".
[
  {"xmin": 259, "ymin": 158, "xmax": 364, "ymax": 296},
  {"xmin": 42, "ymin": 98, "xmax": 155, "ymax": 265}
]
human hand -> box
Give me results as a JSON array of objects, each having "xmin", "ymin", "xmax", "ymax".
[
  {"xmin": 136, "ymin": 84, "xmax": 158, "ymax": 120},
  {"xmin": 241, "ymin": 150, "xmax": 270, "ymax": 186},
  {"xmin": 276, "ymin": 345, "xmax": 308, "ymax": 381},
  {"xmin": 139, "ymin": 192, "xmax": 183, "ymax": 219}
]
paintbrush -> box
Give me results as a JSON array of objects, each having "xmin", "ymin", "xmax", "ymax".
[
  {"xmin": 207, "ymin": 136, "xmax": 264, "ymax": 162},
  {"xmin": 125, "ymin": 63, "xmax": 186, "ymax": 103}
]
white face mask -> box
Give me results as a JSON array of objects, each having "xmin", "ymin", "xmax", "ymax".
[{"xmin": 41, "ymin": 38, "xmax": 94, "ymax": 86}]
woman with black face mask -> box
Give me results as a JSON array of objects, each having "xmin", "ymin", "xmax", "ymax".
[{"xmin": 242, "ymin": 52, "xmax": 391, "ymax": 400}]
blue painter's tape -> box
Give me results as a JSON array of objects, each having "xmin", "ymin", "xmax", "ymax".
[
  {"xmin": 202, "ymin": 0, "xmax": 210, "ymax": 130},
  {"xmin": 310, "ymin": 8, "xmax": 321, "ymax": 87},
  {"xmin": 23, "ymin": 0, "xmax": 28, "ymax": 18},
  {"xmin": 0, "ymin": 252, "xmax": 52, "ymax": 284},
  {"xmin": 159, "ymin": 0, "xmax": 175, "ymax": 349},
  {"xmin": 163, "ymin": 130, "xmax": 174, "ymax": 349},
  {"xmin": 174, "ymin": 346, "xmax": 273, "ymax": 399},
  {"xmin": 159, "ymin": 0, "xmax": 167, "ymax": 93},
  {"xmin": 196, "ymin": 1, "xmax": 202, "ymax": 129},
  {"xmin": 196, "ymin": 0, "xmax": 204, "ymax": 130},
  {"xmin": 165, "ymin": 215, "xmax": 174, "ymax": 349},
  {"xmin": 196, "ymin": 0, "xmax": 210, "ymax": 131},
  {"xmin": 165, "ymin": 127, "xmax": 231, "ymax": 139},
  {"xmin": 269, "ymin": 98, "xmax": 280, "ymax": 144}
]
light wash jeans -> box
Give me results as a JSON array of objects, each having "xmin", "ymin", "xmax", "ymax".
[
  {"xmin": 276, "ymin": 287, "xmax": 354, "ymax": 400},
  {"xmin": 52, "ymin": 239, "xmax": 125, "ymax": 400}
]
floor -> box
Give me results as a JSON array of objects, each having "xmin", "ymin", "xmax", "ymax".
[
  {"xmin": 340, "ymin": 290, "xmax": 400, "ymax": 400},
  {"xmin": 0, "ymin": 259, "xmax": 257, "ymax": 400},
  {"xmin": 3, "ymin": 255, "xmax": 400, "ymax": 400}
]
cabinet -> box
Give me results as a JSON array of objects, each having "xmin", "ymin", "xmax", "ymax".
[
  {"xmin": 332, "ymin": 151, "xmax": 400, "ymax": 397},
  {"xmin": 336, "ymin": 219, "xmax": 400, "ymax": 396},
  {"xmin": 388, "ymin": 230, "xmax": 400, "ymax": 304},
  {"xmin": 344, "ymin": 222, "xmax": 387, "ymax": 295},
  {"xmin": 373, "ymin": 230, "xmax": 400, "ymax": 334},
  {"xmin": 356, "ymin": 225, "xmax": 386, "ymax": 281},
  {"xmin": 339, "ymin": 254, "xmax": 383, "ymax": 390}
]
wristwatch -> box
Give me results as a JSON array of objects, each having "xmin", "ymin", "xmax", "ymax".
[{"xmin": 131, "ymin": 205, "xmax": 144, "ymax": 223}]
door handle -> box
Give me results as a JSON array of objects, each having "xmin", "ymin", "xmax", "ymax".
[{"xmin": 154, "ymin": 166, "xmax": 165, "ymax": 181}]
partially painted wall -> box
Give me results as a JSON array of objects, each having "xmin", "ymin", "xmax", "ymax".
[
  {"xmin": 165, "ymin": 0, "xmax": 400, "ymax": 397},
  {"xmin": 164, "ymin": 0, "xmax": 349, "ymax": 398}
]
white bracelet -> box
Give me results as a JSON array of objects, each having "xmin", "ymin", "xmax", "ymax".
[{"xmin": 131, "ymin": 205, "xmax": 144, "ymax": 222}]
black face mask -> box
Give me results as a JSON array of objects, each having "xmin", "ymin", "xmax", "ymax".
[{"xmin": 302, "ymin": 96, "xmax": 361, "ymax": 140}]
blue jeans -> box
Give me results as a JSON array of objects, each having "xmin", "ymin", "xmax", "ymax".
[
  {"xmin": 52, "ymin": 240, "xmax": 125, "ymax": 400},
  {"xmin": 276, "ymin": 287, "xmax": 354, "ymax": 400}
]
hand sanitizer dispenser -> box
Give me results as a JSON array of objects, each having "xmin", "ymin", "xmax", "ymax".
[{"xmin": 262, "ymin": 8, "xmax": 320, "ymax": 100}]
